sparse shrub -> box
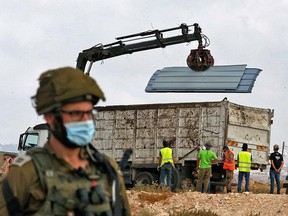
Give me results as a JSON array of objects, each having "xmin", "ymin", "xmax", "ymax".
[
  {"xmin": 250, "ymin": 181, "xmax": 270, "ymax": 194},
  {"xmin": 247, "ymin": 212, "xmax": 261, "ymax": 216},
  {"xmin": 181, "ymin": 179, "xmax": 195, "ymax": 192},
  {"xmin": 170, "ymin": 209, "xmax": 219, "ymax": 216},
  {"xmin": 133, "ymin": 181, "xmax": 152, "ymax": 191},
  {"xmin": 137, "ymin": 207, "xmax": 155, "ymax": 216},
  {"xmin": 133, "ymin": 181, "xmax": 172, "ymax": 192}
]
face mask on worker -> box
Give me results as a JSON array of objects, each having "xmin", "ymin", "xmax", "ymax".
[{"xmin": 64, "ymin": 120, "xmax": 95, "ymax": 146}]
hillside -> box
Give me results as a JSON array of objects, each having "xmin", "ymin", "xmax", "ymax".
[{"xmin": 0, "ymin": 144, "xmax": 17, "ymax": 152}]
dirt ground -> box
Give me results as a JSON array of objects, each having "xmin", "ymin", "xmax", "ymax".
[{"xmin": 127, "ymin": 181, "xmax": 288, "ymax": 216}]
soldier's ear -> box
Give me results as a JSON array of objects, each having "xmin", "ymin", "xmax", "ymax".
[{"xmin": 44, "ymin": 112, "xmax": 55, "ymax": 128}]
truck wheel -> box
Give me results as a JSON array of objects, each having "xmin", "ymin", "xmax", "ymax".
[
  {"xmin": 135, "ymin": 172, "xmax": 155, "ymax": 186},
  {"xmin": 171, "ymin": 168, "xmax": 180, "ymax": 191}
]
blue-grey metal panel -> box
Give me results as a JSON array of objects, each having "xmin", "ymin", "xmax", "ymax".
[{"xmin": 145, "ymin": 65, "xmax": 261, "ymax": 93}]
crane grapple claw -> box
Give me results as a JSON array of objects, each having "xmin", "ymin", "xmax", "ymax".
[{"xmin": 187, "ymin": 47, "xmax": 214, "ymax": 71}]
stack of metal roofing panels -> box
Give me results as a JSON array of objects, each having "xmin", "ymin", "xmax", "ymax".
[{"xmin": 145, "ymin": 64, "xmax": 261, "ymax": 93}]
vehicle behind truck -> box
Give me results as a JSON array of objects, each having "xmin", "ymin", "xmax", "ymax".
[
  {"xmin": 17, "ymin": 123, "xmax": 49, "ymax": 155},
  {"xmin": 16, "ymin": 100, "xmax": 273, "ymax": 191},
  {"xmin": 0, "ymin": 125, "xmax": 49, "ymax": 175}
]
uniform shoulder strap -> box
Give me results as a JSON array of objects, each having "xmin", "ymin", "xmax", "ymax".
[
  {"xmin": 86, "ymin": 144, "xmax": 129, "ymax": 216},
  {"xmin": 26, "ymin": 147, "xmax": 54, "ymax": 190},
  {"xmin": 2, "ymin": 178, "xmax": 23, "ymax": 216},
  {"xmin": 2, "ymin": 148, "xmax": 50, "ymax": 216}
]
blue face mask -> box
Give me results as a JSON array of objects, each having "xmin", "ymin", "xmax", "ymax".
[{"xmin": 64, "ymin": 120, "xmax": 95, "ymax": 146}]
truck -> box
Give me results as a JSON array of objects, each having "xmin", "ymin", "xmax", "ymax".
[
  {"xmin": 18, "ymin": 123, "xmax": 50, "ymax": 153},
  {"xmin": 17, "ymin": 99, "xmax": 274, "ymax": 191}
]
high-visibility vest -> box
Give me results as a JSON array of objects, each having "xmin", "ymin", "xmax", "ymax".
[
  {"xmin": 238, "ymin": 151, "xmax": 252, "ymax": 172},
  {"xmin": 223, "ymin": 149, "xmax": 235, "ymax": 171},
  {"xmin": 160, "ymin": 147, "xmax": 173, "ymax": 167}
]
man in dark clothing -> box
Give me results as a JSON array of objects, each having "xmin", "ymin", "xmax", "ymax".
[{"xmin": 269, "ymin": 144, "xmax": 284, "ymax": 194}]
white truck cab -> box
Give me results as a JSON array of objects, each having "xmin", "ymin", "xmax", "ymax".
[{"xmin": 17, "ymin": 123, "xmax": 49, "ymax": 153}]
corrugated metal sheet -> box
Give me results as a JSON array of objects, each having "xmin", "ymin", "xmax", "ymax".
[{"xmin": 145, "ymin": 64, "xmax": 261, "ymax": 93}]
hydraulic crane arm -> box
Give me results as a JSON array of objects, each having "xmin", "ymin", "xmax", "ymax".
[{"xmin": 76, "ymin": 23, "xmax": 204, "ymax": 74}]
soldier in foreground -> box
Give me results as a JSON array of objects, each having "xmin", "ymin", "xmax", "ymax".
[{"xmin": 0, "ymin": 67, "xmax": 131, "ymax": 215}]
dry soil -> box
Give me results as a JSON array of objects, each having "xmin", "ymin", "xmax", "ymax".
[{"xmin": 127, "ymin": 181, "xmax": 288, "ymax": 216}]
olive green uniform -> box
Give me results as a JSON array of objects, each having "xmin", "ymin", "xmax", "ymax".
[{"xmin": 0, "ymin": 143, "xmax": 131, "ymax": 215}]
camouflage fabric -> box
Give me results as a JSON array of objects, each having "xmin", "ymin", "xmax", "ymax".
[{"xmin": 0, "ymin": 143, "xmax": 130, "ymax": 215}]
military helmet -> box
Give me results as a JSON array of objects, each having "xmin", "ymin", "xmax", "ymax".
[{"xmin": 32, "ymin": 67, "xmax": 105, "ymax": 114}]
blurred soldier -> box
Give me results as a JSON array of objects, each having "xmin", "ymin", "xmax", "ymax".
[
  {"xmin": 195, "ymin": 142, "xmax": 218, "ymax": 193},
  {"xmin": 158, "ymin": 140, "xmax": 174, "ymax": 188},
  {"xmin": 237, "ymin": 143, "xmax": 252, "ymax": 192},
  {"xmin": 222, "ymin": 146, "xmax": 235, "ymax": 193},
  {"xmin": 269, "ymin": 144, "xmax": 284, "ymax": 194},
  {"xmin": 0, "ymin": 67, "xmax": 130, "ymax": 215}
]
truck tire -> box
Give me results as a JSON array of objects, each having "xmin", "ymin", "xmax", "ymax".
[
  {"xmin": 171, "ymin": 168, "xmax": 180, "ymax": 191},
  {"xmin": 135, "ymin": 172, "xmax": 155, "ymax": 185}
]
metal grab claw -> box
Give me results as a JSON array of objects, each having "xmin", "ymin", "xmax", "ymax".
[{"xmin": 187, "ymin": 46, "xmax": 214, "ymax": 71}]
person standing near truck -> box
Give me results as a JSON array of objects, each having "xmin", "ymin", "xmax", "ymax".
[
  {"xmin": 0, "ymin": 155, "xmax": 15, "ymax": 175},
  {"xmin": 269, "ymin": 144, "xmax": 284, "ymax": 194},
  {"xmin": 0, "ymin": 67, "xmax": 130, "ymax": 215},
  {"xmin": 237, "ymin": 143, "xmax": 252, "ymax": 192},
  {"xmin": 222, "ymin": 146, "xmax": 235, "ymax": 193},
  {"xmin": 195, "ymin": 142, "xmax": 218, "ymax": 193},
  {"xmin": 158, "ymin": 140, "xmax": 174, "ymax": 188}
]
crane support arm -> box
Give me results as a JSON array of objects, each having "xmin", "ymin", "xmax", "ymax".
[{"xmin": 76, "ymin": 23, "xmax": 203, "ymax": 73}]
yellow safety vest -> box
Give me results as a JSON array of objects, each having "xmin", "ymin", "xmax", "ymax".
[
  {"xmin": 160, "ymin": 147, "xmax": 173, "ymax": 167},
  {"xmin": 238, "ymin": 151, "xmax": 252, "ymax": 172}
]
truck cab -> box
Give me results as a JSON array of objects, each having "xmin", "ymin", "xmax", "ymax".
[{"xmin": 18, "ymin": 123, "xmax": 49, "ymax": 153}]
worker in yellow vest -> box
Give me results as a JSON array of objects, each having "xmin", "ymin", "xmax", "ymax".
[
  {"xmin": 158, "ymin": 140, "xmax": 174, "ymax": 188},
  {"xmin": 237, "ymin": 143, "xmax": 252, "ymax": 192},
  {"xmin": 223, "ymin": 146, "xmax": 235, "ymax": 193}
]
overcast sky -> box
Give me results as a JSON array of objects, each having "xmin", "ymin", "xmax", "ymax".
[{"xmin": 0, "ymin": 1, "xmax": 287, "ymax": 152}]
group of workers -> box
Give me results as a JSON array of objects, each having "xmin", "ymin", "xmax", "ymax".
[{"xmin": 158, "ymin": 139, "xmax": 284, "ymax": 194}]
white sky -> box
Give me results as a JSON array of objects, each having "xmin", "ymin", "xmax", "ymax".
[{"xmin": 0, "ymin": 0, "xmax": 287, "ymax": 151}]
